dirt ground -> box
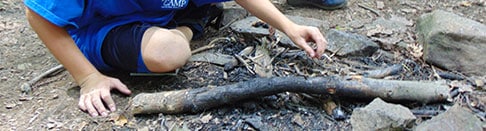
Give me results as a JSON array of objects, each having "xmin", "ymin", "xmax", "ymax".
[{"xmin": 1, "ymin": 0, "xmax": 485, "ymax": 130}]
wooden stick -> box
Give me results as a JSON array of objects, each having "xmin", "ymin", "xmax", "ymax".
[
  {"xmin": 20, "ymin": 65, "xmax": 64, "ymax": 93},
  {"xmin": 358, "ymin": 4, "xmax": 381, "ymax": 16},
  {"xmin": 129, "ymin": 76, "xmax": 450, "ymax": 114}
]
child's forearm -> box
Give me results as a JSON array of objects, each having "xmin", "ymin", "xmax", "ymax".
[
  {"xmin": 235, "ymin": 0, "xmax": 298, "ymax": 37},
  {"xmin": 26, "ymin": 8, "xmax": 100, "ymax": 83}
]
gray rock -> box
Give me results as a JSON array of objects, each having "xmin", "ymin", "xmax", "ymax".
[
  {"xmin": 189, "ymin": 52, "xmax": 237, "ymax": 66},
  {"xmin": 230, "ymin": 15, "xmax": 329, "ymax": 48},
  {"xmin": 416, "ymin": 10, "xmax": 486, "ymax": 76},
  {"xmin": 365, "ymin": 16, "xmax": 412, "ymax": 50},
  {"xmin": 365, "ymin": 16, "xmax": 411, "ymax": 33},
  {"xmin": 326, "ymin": 29, "xmax": 379, "ymax": 57},
  {"xmin": 245, "ymin": 116, "xmax": 264, "ymax": 130},
  {"xmin": 350, "ymin": 98, "xmax": 416, "ymax": 131},
  {"xmin": 414, "ymin": 104, "xmax": 483, "ymax": 131},
  {"xmin": 221, "ymin": 2, "xmax": 249, "ymax": 27}
]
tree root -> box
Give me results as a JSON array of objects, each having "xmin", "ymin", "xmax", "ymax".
[{"xmin": 129, "ymin": 76, "xmax": 450, "ymax": 115}]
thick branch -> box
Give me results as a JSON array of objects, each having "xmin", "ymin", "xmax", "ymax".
[{"xmin": 130, "ymin": 76, "xmax": 450, "ymax": 114}]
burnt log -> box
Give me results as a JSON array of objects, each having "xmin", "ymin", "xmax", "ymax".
[{"xmin": 130, "ymin": 76, "xmax": 450, "ymax": 114}]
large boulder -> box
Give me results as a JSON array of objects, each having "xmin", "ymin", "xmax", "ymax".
[
  {"xmin": 350, "ymin": 98, "xmax": 416, "ymax": 130},
  {"xmin": 416, "ymin": 10, "xmax": 486, "ymax": 76}
]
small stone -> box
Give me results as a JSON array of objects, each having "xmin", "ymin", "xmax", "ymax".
[
  {"xmin": 200, "ymin": 113, "xmax": 212, "ymax": 123},
  {"xmin": 474, "ymin": 79, "xmax": 484, "ymax": 88},
  {"xmin": 1, "ymin": 76, "xmax": 7, "ymax": 81},
  {"xmin": 16, "ymin": 63, "xmax": 31, "ymax": 70},
  {"xmin": 401, "ymin": 8, "xmax": 417, "ymax": 13},
  {"xmin": 51, "ymin": 94, "xmax": 59, "ymax": 100},
  {"xmin": 245, "ymin": 116, "xmax": 264, "ymax": 130},
  {"xmin": 5, "ymin": 103, "xmax": 15, "ymax": 109},
  {"xmin": 19, "ymin": 96, "xmax": 33, "ymax": 101},
  {"xmin": 376, "ymin": 1, "xmax": 385, "ymax": 9},
  {"xmin": 46, "ymin": 123, "xmax": 56, "ymax": 129}
]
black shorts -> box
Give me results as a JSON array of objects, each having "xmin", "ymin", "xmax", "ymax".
[{"xmin": 101, "ymin": 2, "xmax": 213, "ymax": 72}]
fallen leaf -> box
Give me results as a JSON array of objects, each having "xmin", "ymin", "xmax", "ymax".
[
  {"xmin": 292, "ymin": 114, "xmax": 305, "ymax": 126},
  {"xmin": 323, "ymin": 98, "xmax": 337, "ymax": 116},
  {"xmin": 407, "ymin": 43, "xmax": 423, "ymax": 58},
  {"xmin": 111, "ymin": 114, "xmax": 128, "ymax": 126}
]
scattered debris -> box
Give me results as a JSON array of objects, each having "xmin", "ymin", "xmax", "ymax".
[
  {"xmin": 358, "ymin": 3, "xmax": 381, "ymax": 16},
  {"xmin": 199, "ymin": 113, "xmax": 212, "ymax": 123},
  {"xmin": 110, "ymin": 113, "xmax": 128, "ymax": 126},
  {"xmin": 244, "ymin": 116, "xmax": 264, "ymax": 130},
  {"xmin": 253, "ymin": 38, "xmax": 273, "ymax": 77},
  {"xmin": 189, "ymin": 52, "xmax": 237, "ymax": 66}
]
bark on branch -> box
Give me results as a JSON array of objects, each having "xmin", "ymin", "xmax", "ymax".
[{"xmin": 129, "ymin": 76, "xmax": 450, "ymax": 114}]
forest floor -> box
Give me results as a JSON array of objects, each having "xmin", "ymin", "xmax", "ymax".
[{"xmin": 1, "ymin": 0, "xmax": 485, "ymax": 130}]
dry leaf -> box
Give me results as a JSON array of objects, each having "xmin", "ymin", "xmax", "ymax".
[
  {"xmin": 292, "ymin": 114, "xmax": 304, "ymax": 126},
  {"xmin": 407, "ymin": 43, "xmax": 423, "ymax": 58},
  {"xmin": 323, "ymin": 99, "xmax": 337, "ymax": 115},
  {"xmin": 200, "ymin": 113, "xmax": 213, "ymax": 123},
  {"xmin": 111, "ymin": 114, "xmax": 128, "ymax": 126}
]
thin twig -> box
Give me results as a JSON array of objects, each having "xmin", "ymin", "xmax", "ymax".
[
  {"xmin": 191, "ymin": 37, "xmax": 230, "ymax": 54},
  {"xmin": 322, "ymin": 54, "xmax": 333, "ymax": 62},
  {"xmin": 358, "ymin": 4, "xmax": 381, "ymax": 16},
  {"xmin": 234, "ymin": 55, "xmax": 255, "ymax": 75},
  {"xmin": 20, "ymin": 65, "xmax": 64, "ymax": 93}
]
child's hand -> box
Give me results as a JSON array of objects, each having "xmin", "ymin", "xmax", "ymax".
[
  {"xmin": 77, "ymin": 73, "xmax": 131, "ymax": 117},
  {"xmin": 286, "ymin": 24, "xmax": 328, "ymax": 59}
]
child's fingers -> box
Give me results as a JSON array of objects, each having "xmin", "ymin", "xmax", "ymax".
[
  {"xmin": 78, "ymin": 95, "xmax": 87, "ymax": 111},
  {"xmin": 111, "ymin": 78, "xmax": 131, "ymax": 95},
  {"xmin": 84, "ymin": 95, "xmax": 99, "ymax": 117},
  {"xmin": 101, "ymin": 90, "xmax": 116, "ymax": 112},
  {"xmin": 309, "ymin": 28, "xmax": 327, "ymax": 58},
  {"xmin": 92, "ymin": 93, "xmax": 109, "ymax": 116},
  {"xmin": 295, "ymin": 38, "xmax": 316, "ymax": 57}
]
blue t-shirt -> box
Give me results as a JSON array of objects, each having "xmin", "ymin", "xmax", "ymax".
[{"xmin": 24, "ymin": 0, "xmax": 230, "ymax": 71}]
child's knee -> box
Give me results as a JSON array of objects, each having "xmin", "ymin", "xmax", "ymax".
[
  {"xmin": 144, "ymin": 54, "xmax": 189, "ymax": 72},
  {"xmin": 141, "ymin": 27, "xmax": 191, "ymax": 72}
]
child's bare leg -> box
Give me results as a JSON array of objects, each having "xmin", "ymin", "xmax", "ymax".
[{"xmin": 140, "ymin": 26, "xmax": 193, "ymax": 72}]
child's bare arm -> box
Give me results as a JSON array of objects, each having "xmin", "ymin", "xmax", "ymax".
[
  {"xmin": 235, "ymin": 0, "xmax": 327, "ymax": 58},
  {"xmin": 26, "ymin": 8, "xmax": 131, "ymax": 117}
]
